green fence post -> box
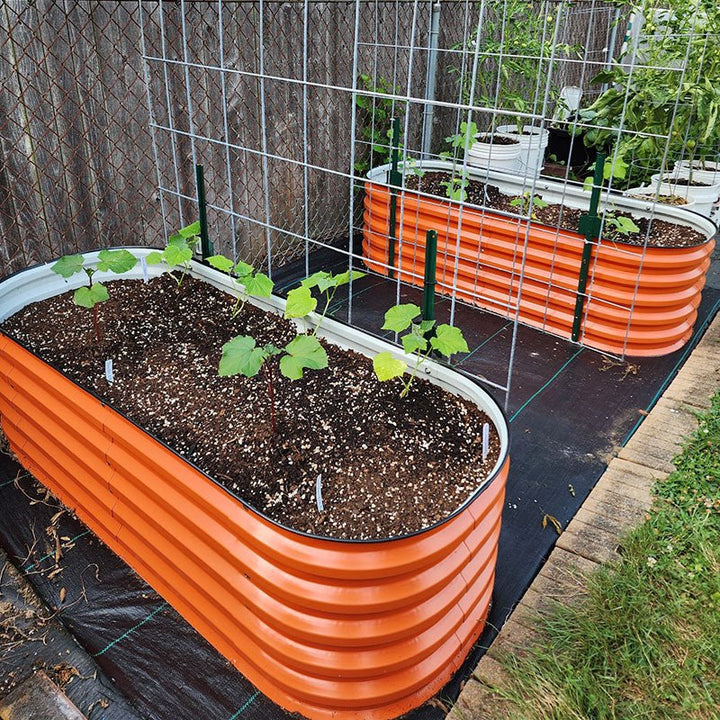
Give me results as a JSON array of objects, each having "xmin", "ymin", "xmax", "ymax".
[
  {"xmin": 422, "ymin": 229, "xmax": 438, "ymax": 331},
  {"xmin": 195, "ymin": 164, "xmax": 213, "ymax": 260},
  {"xmin": 572, "ymin": 152, "xmax": 606, "ymax": 342},
  {"xmin": 387, "ymin": 117, "xmax": 402, "ymax": 279}
]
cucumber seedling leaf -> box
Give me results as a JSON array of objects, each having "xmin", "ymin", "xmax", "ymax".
[
  {"xmin": 285, "ymin": 286, "xmax": 317, "ymax": 319},
  {"xmin": 218, "ymin": 335, "xmax": 266, "ymax": 377},
  {"xmin": 51, "ymin": 254, "xmax": 85, "ymax": 279},
  {"xmin": 97, "ymin": 249, "xmax": 137, "ymax": 274},
  {"xmin": 279, "ymin": 335, "xmax": 328, "ymax": 379},
  {"xmin": 74, "ymin": 282, "xmax": 109, "ymax": 309},
  {"xmin": 373, "ymin": 351, "xmax": 407, "ymax": 381},
  {"xmin": 242, "ymin": 272, "xmax": 273, "ymax": 298},
  {"xmin": 382, "ymin": 303, "xmax": 421, "ymax": 333},
  {"xmin": 430, "ymin": 324, "xmax": 470, "ymax": 357},
  {"xmin": 207, "ymin": 254, "xmax": 235, "ymax": 274}
]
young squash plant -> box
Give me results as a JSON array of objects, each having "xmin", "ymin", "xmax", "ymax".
[
  {"xmin": 205, "ymin": 254, "xmax": 274, "ymax": 317},
  {"xmin": 373, "ymin": 304, "xmax": 469, "ymax": 397},
  {"xmin": 146, "ymin": 221, "xmax": 201, "ymax": 287},
  {"xmin": 218, "ymin": 326, "xmax": 328, "ymax": 435},
  {"xmin": 51, "ymin": 249, "xmax": 138, "ymax": 343},
  {"xmin": 285, "ymin": 269, "xmax": 365, "ymax": 336}
]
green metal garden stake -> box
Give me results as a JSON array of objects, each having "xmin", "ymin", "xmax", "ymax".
[
  {"xmin": 195, "ymin": 164, "xmax": 213, "ymax": 260},
  {"xmin": 422, "ymin": 229, "xmax": 438, "ymax": 337},
  {"xmin": 572, "ymin": 152, "xmax": 606, "ymax": 343},
  {"xmin": 387, "ymin": 117, "xmax": 402, "ymax": 279}
]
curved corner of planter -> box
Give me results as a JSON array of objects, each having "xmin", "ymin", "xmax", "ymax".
[
  {"xmin": 0, "ymin": 276, "xmax": 510, "ymax": 720},
  {"xmin": 362, "ymin": 170, "xmax": 716, "ymax": 357}
]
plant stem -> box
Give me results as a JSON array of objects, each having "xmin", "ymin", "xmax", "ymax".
[
  {"xmin": 85, "ymin": 269, "xmax": 101, "ymax": 344},
  {"xmin": 313, "ymin": 287, "xmax": 337, "ymax": 336},
  {"xmin": 264, "ymin": 362, "xmax": 277, "ymax": 434},
  {"xmin": 400, "ymin": 348, "xmax": 432, "ymax": 398}
]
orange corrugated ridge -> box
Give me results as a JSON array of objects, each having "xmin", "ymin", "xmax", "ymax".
[
  {"xmin": 0, "ymin": 336, "xmax": 509, "ymax": 720},
  {"xmin": 363, "ymin": 182, "xmax": 715, "ymax": 357}
]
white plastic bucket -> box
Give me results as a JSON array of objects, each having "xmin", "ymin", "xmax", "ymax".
[
  {"xmin": 466, "ymin": 134, "xmax": 521, "ymax": 173},
  {"xmin": 496, "ymin": 125, "xmax": 549, "ymax": 177},
  {"xmin": 624, "ymin": 185, "xmax": 697, "ymax": 212},
  {"xmin": 650, "ymin": 173, "xmax": 720, "ymax": 218},
  {"xmin": 672, "ymin": 160, "xmax": 720, "ymax": 186}
]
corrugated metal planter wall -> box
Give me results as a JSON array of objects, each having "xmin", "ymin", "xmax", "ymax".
[
  {"xmin": 0, "ymin": 254, "xmax": 510, "ymax": 720},
  {"xmin": 363, "ymin": 162, "xmax": 717, "ymax": 357}
]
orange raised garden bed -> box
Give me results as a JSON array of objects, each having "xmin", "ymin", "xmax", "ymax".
[
  {"xmin": 363, "ymin": 162, "xmax": 717, "ymax": 357},
  {"xmin": 0, "ymin": 252, "xmax": 510, "ymax": 720}
]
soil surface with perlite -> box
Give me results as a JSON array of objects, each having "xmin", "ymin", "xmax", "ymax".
[
  {"xmin": 3, "ymin": 275, "xmax": 501, "ymax": 540},
  {"xmin": 406, "ymin": 172, "xmax": 708, "ymax": 248}
]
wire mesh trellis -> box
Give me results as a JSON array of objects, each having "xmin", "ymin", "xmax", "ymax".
[{"xmin": 1, "ymin": 0, "xmax": 718, "ymax": 409}]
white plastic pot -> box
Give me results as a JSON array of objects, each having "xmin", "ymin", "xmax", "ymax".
[
  {"xmin": 672, "ymin": 160, "xmax": 720, "ymax": 186},
  {"xmin": 650, "ymin": 173, "xmax": 720, "ymax": 218},
  {"xmin": 466, "ymin": 134, "xmax": 521, "ymax": 173},
  {"xmin": 496, "ymin": 124, "xmax": 549, "ymax": 177},
  {"xmin": 624, "ymin": 185, "xmax": 697, "ymax": 212}
]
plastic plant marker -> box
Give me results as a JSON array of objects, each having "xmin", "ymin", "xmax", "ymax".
[
  {"xmin": 483, "ymin": 423, "xmax": 490, "ymax": 461},
  {"xmin": 140, "ymin": 257, "xmax": 149, "ymax": 283},
  {"xmin": 105, "ymin": 359, "xmax": 114, "ymax": 384},
  {"xmin": 316, "ymin": 474, "xmax": 324, "ymax": 512}
]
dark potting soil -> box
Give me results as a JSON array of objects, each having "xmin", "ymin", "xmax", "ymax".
[
  {"xmin": 2, "ymin": 275, "xmax": 501, "ymax": 541},
  {"xmin": 662, "ymin": 177, "xmax": 712, "ymax": 187},
  {"xmin": 406, "ymin": 171, "xmax": 708, "ymax": 248},
  {"xmin": 478, "ymin": 134, "xmax": 518, "ymax": 145}
]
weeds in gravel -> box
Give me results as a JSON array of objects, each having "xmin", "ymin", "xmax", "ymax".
[{"xmin": 490, "ymin": 391, "xmax": 720, "ymax": 720}]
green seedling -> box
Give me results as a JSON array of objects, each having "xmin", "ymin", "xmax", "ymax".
[
  {"xmin": 285, "ymin": 269, "xmax": 365, "ymax": 336},
  {"xmin": 51, "ymin": 248, "xmax": 137, "ymax": 343},
  {"xmin": 509, "ymin": 192, "xmax": 549, "ymax": 219},
  {"xmin": 441, "ymin": 121, "xmax": 479, "ymax": 159},
  {"xmin": 146, "ymin": 221, "xmax": 201, "ymax": 287},
  {"xmin": 583, "ymin": 155, "xmax": 629, "ymax": 192},
  {"xmin": 206, "ymin": 254, "xmax": 273, "ymax": 317},
  {"xmin": 602, "ymin": 210, "xmax": 640, "ymax": 241},
  {"xmin": 373, "ymin": 303, "xmax": 469, "ymax": 397},
  {"xmin": 440, "ymin": 175, "xmax": 469, "ymax": 203},
  {"xmin": 219, "ymin": 333, "xmax": 328, "ymax": 434},
  {"xmin": 404, "ymin": 156, "xmax": 426, "ymax": 179}
]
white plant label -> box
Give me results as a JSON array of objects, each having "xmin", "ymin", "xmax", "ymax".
[
  {"xmin": 482, "ymin": 422, "xmax": 490, "ymax": 461},
  {"xmin": 140, "ymin": 256, "xmax": 149, "ymax": 283},
  {"xmin": 105, "ymin": 358, "xmax": 114, "ymax": 384},
  {"xmin": 315, "ymin": 474, "xmax": 324, "ymax": 513}
]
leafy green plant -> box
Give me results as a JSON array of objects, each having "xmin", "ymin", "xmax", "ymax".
[
  {"xmin": 448, "ymin": 0, "xmax": 582, "ymax": 132},
  {"xmin": 580, "ymin": 0, "xmax": 720, "ymax": 185},
  {"xmin": 285, "ymin": 269, "xmax": 365, "ymax": 336},
  {"xmin": 373, "ymin": 304, "xmax": 469, "ymax": 397},
  {"xmin": 146, "ymin": 222, "xmax": 201, "ymax": 287},
  {"xmin": 509, "ymin": 192, "xmax": 549, "ymax": 218},
  {"xmin": 206, "ymin": 254, "xmax": 273, "ymax": 317},
  {"xmin": 51, "ymin": 249, "xmax": 137, "ymax": 343},
  {"xmin": 219, "ymin": 332, "xmax": 328, "ymax": 434},
  {"xmin": 354, "ymin": 74, "xmax": 402, "ymax": 176},
  {"xmin": 440, "ymin": 175, "xmax": 470, "ymax": 203},
  {"xmin": 582, "ymin": 155, "xmax": 629, "ymax": 192},
  {"xmin": 602, "ymin": 210, "xmax": 641, "ymax": 241},
  {"xmin": 440, "ymin": 121, "xmax": 479, "ymax": 159}
]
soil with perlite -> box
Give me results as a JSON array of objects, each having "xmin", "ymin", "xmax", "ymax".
[
  {"xmin": 2, "ymin": 275, "xmax": 501, "ymax": 540},
  {"xmin": 406, "ymin": 171, "xmax": 708, "ymax": 248}
]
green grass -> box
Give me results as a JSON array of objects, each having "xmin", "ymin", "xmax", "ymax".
[{"xmin": 494, "ymin": 392, "xmax": 720, "ymax": 720}]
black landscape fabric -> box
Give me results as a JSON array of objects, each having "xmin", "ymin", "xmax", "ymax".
[{"xmin": 0, "ymin": 269, "xmax": 718, "ymax": 719}]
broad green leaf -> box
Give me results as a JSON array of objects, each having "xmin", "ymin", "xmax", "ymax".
[
  {"xmin": 207, "ymin": 254, "xmax": 235, "ymax": 273},
  {"xmin": 74, "ymin": 282, "xmax": 109, "ymax": 309},
  {"xmin": 145, "ymin": 250, "xmax": 164, "ymax": 265},
  {"xmin": 163, "ymin": 243, "xmax": 193, "ymax": 268},
  {"xmin": 234, "ymin": 261, "xmax": 253, "ymax": 278},
  {"xmin": 243, "ymin": 272, "xmax": 274, "ymax": 298},
  {"xmin": 430, "ymin": 324, "xmax": 469, "ymax": 358},
  {"xmin": 373, "ymin": 351, "xmax": 407, "ymax": 382},
  {"xmin": 382, "ymin": 303, "xmax": 421, "ymax": 333},
  {"xmin": 279, "ymin": 335, "xmax": 328, "ymax": 380},
  {"xmin": 178, "ymin": 221, "xmax": 201, "ymax": 239},
  {"xmin": 509, "ymin": 197, "xmax": 524, "ymax": 207},
  {"xmin": 97, "ymin": 249, "xmax": 137, "ymax": 274},
  {"xmin": 418, "ymin": 319, "xmax": 435, "ymax": 334},
  {"xmin": 52, "ymin": 254, "xmax": 85, "ymax": 278},
  {"xmin": 219, "ymin": 335, "xmax": 265, "ymax": 377},
  {"xmin": 285, "ymin": 286, "xmax": 317, "ymax": 319},
  {"xmin": 334, "ymin": 269, "xmax": 365, "ymax": 287},
  {"xmin": 402, "ymin": 333, "xmax": 427, "ymax": 355},
  {"xmin": 301, "ymin": 271, "xmax": 331, "ymax": 290},
  {"xmin": 535, "ymin": 197, "xmax": 549, "ymax": 209},
  {"xmin": 167, "ymin": 232, "xmax": 185, "ymax": 247},
  {"xmin": 614, "ymin": 216, "xmax": 640, "ymax": 234}
]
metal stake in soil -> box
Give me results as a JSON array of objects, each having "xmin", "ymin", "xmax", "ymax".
[
  {"xmin": 195, "ymin": 164, "xmax": 213, "ymax": 260},
  {"xmin": 572, "ymin": 152, "xmax": 606, "ymax": 342},
  {"xmin": 422, "ymin": 229, "xmax": 438, "ymax": 335},
  {"xmin": 387, "ymin": 117, "xmax": 402, "ymax": 279}
]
